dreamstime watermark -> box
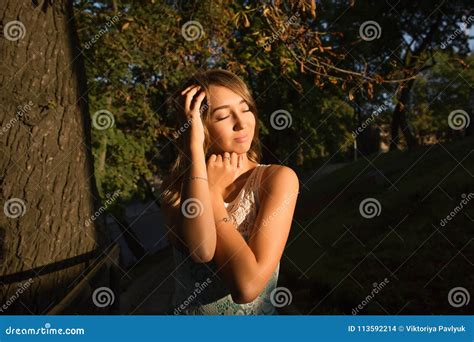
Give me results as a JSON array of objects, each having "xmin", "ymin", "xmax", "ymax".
[
  {"xmin": 83, "ymin": 12, "xmax": 124, "ymax": 49},
  {"xmin": 5, "ymin": 323, "xmax": 85, "ymax": 336},
  {"xmin": 262, "ymin": 191, "xmax": 300, "ymax": 227},
  {"xmin": 85, "ymin": 190, "xmax": 121, "ymax": 227},
  {"xmin": 181, "ymin": 198, "xmax": 204, "ymax": 218},
  {"xmin": 172, "ymin": 103, "xmax": 209, "ymax": 140},
  {"xmin": 174, "ymin": 278, "xmax": 213, "ymax": 314},
  {"xmin": 352, "ymin": 104, "xmax": 388, "ymax": 138},
  {"xmin": 359, "ymin": 21, "xmax": 382, "ymax": 41},
  {"xmin": 92, "ymin": 109, "xmax": 115, "ymax": 130},
  {"xmin": 359, "ymin": 198, "xmax": 381, "ymax": 219},
  {"xmin": 92, "ymin": 286, "xmax": 115, "ymax": 307},
  {"xmin": 270, "ymin": 109, "xmax": 292, "ymax": 130},
  {"xmin": 439, "ymin": 193, "xmax": 474, "ymax": 227},
  {"xmin": 181, "ymin": 20, "xmax": 204, "ymax": 41},
  {"xmin": 3, "ymin": 20, "xmax": 26, "ymax": 41},
  {"xmin": 448, "ymin": 109, "xmax": 470, "ymax": 130},
  {"xmin": 262, "ymin": 12, "xmax": 301, "ymax": 50},
  {"xmin": 3, "ymin": 198, "xmax": 27, "ymax": 219},
  {"xmin": 448, "ymin": 287, "xmax": 470, "ymax": 308},
  {"xmin": 0, "ymin": 278, "xmax": 34, "ymax": 313},
  {"xmin": 352, "ymin": 277, "xmax": 390, "ymax": 315},
  {"xmin": 0, "ymin": 101, "xmax": 34, "ymax": 136},
  {"xmin": 440, "ymin": 16, "xmax": 474, "ymax": 49},
  {"xmin": 270, "ymin": 286, "xmax": 293, "ymax": 307}
]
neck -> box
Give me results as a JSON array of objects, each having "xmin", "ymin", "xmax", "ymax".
[{"xmin": 237, "ymin": 152, "xmax": 255, "ymax": 174}]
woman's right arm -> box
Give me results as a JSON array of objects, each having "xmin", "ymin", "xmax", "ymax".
[{"xmin": 164, "ymin": 85, "xmax": 216, "ymax": 263}]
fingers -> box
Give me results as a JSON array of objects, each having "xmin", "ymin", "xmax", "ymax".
[
  {"xmin": 223, "ymin": 152, "xmax": 230, "ymax": 166},
  {"xmin": 184, "ymin": 86, "xmax": 201, "ymax": 116},
  {"xmin": 208, "ymin": 152, "xmax": 240, "ymax": 168},
  {"xmin": 206, "ymin": 154, "xmax": 217, "ymax": 166},
  {"xmin": 181, "ymin": 84, "xmax": 198, "ymax": 95},
  {"xmin": 190, "ymin": 90, "xmax": 206, "ymax": 114}
]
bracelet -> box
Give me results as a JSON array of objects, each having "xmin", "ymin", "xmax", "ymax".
[{"xmin": 184, "ymin": 176, "xmax": 208, "ymax": 182}]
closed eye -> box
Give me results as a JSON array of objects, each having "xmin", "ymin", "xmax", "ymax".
[{"xmin": 216, "ymin": 109, "xmax": 251, "ymax": 121}]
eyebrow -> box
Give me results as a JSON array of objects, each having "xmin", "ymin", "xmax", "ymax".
[{"xmin": 211, "ymin": 99, "xmax": 247, "ymax": 115}]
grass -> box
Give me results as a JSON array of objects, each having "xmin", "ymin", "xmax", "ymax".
[{"xmin": 280, "ymin": 136, "xmax": 474, "ymax": 314}]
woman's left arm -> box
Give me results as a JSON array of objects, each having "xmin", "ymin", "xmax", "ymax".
[{"xmin": 210, "ymin": 165, "xmax": 300, "ymax": 304}]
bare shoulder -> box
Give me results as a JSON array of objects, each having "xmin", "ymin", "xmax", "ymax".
[{"xmin": 260, "ymin": 164, "xmax": 299, "ymax": 197}]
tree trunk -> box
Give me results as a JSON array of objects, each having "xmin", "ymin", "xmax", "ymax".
[
  {"xmin": 390, "ymin": 80, "xmax": 418, "ymax": 150},
  {"xmin": 0, "ymin": 0, "xmax": 110, "ymax": 313}
]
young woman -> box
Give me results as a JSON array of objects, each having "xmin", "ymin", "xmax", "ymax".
[{"xmin": 160, "ymin": 69, "xmax": 299, "ymax": 315}]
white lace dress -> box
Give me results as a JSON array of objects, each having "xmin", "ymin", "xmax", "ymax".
[{"xmin": 170, "ymin": 164, "xmax": 280, "ymax": 315}]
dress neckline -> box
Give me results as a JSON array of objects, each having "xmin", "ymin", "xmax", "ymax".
[{"xmin": 224, "ymin": 164, "xmax": 260, "ymax": 205}]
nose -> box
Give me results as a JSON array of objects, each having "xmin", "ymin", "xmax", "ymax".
[{"xmin": 233, "ymin": 112, "xmax": 248, "ymax": 130}]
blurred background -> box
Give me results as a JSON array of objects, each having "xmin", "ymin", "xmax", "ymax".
[{"xmin": 0, "ymin": 0, "xmax": 473, "ymax": 315}]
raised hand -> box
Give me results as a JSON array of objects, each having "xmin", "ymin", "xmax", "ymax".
[
  {"xmin": 206, "ymin": 152, "xmax": 243, "ymax": 197},
  {"xmin": 180, "ymin": 84, "xmax": 207, "ymax": 147}
]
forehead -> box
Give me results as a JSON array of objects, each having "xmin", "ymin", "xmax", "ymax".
[{"xmin": 208, "ymin": 85, "xmax": 243, "ymax": 106}]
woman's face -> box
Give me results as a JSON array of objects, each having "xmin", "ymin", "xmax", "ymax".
[{"xmin": 205, "ymin": 85, "xmax": 255, "ymax": 155}]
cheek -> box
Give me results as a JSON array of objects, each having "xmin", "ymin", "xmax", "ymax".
[{"xmin": 207, "ymin": 124, "xmax": 229, "ymax": 142}]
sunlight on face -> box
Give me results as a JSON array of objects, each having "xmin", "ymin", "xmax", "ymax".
[{"xmin": 206, "ymin": 85, "xmax": 255, "ymax": 154}]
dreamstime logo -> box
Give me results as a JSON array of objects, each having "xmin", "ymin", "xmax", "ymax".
[
  {"xmin": 3, "ymin": 198, "xmax": 26, "ymax": 218},
  {"xmin": 270, "ymin": 109, "xmax": 292, "ymax": 130},
  {"xmin": 83, "ymin": 12, "xmax": 124, "ymax": 49},
  {"xmin": 173, "ymin": 103, "xmax": 208, "ymax": 140},
  {"xmin": 352, "ymin": 278, "xmax": 390, "ymax": 315},
  {"xmin": 359, "ymin": 21, "xmax": 382, "ymax": 41},
  {"xmin": 0, "ymin": 101, "xmax": 34, "ymax": 136},
  {"xmin": 440, "ymin": 193, "xmax": 473, "ymax": 227},
  {"xmin": 0, "ymin": 278, "xmax": 34, "ymax": 313},
  {"xmin": 181, "ymin": 21, "xmax": 204, "ymax": 41},
  {"xmin": 3, "ymin": 20, "xmax": 26, "ymax": 41},
  {"xmin": 448, "ymin": 287, "xmax": 470, "ymax": 308},
  {"xmin": 181, "ymin": 198, "xmax": 204, "ymax": 218},
  {"xmin": 92, "ymin": 287, "xmax": 115, "ymax": 307},
  {"xmin": 270, "ymin": 287, "xmax": 292, "ymax": 307},
  {"xmin": 440, "ymin": 15, "xmax": 474, "ymax": 49},
  {"xmin": 261, "ymin": 12, "xmax": 301, "ymax": 50},
  {"xmin": 174, "ymin": 278, "xmax": 213, "ymax": 314},
  {"xmin": 352, "ymin": 104, "xmax": 388, "ymax": 138},
  {"xmin": 262, "ymin": 191, "xmax": 300, "ymax": 227},
  {"xmin": 448, "ymin": 109, "xmax": 470, "ymax": 130},
  {"xmin": 359, "ymin": 198, "xmax": 381, "ymax": 219},
  {"xmin": 85, "ymin": 190, "xmax": 121, "ymax": 227},
  {"xmin": 92, "ymin": 110, "xmax": 115, "ymax": 130}
]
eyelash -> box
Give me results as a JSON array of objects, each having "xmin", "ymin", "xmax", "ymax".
[{"xmin": 217, "ymin": 110, "xmax": 251, "ymax": 121}]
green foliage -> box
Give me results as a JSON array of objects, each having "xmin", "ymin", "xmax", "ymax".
[
  {"xmin": 411, "ymin": 53, "xmax": 474, "ymax": 143},
  {"xmin": 74, "ymin": 0, "xmax": 473, "ymax": 205}
]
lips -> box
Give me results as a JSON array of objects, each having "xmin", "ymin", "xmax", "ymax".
[{"xmin": 234, "ymin": 134, "xmax": 248, "ymax": 142}]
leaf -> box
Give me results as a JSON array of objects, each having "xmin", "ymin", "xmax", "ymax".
[
  {"xmin": 367, "ymin": 82, "xmax": 374, "ymax": 98},
  {"xmin": 242, "ymin": 12, "xmax": 250, "ymax": 28},
  {"xmin": 349, "ymin": 89, "xmax": 355, "ymax": 101},
  {"xmin": 310, "ymin": 0, "xmax": 316, "ymax": 19},
  {"xmin": 122, "ymin": 22, "xmax": 130, "ymax": 31}
]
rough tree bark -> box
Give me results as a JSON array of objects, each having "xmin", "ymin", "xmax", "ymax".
[{"xmin": 0, "ymin": 0, "xmax": 110, "ymax": 313}]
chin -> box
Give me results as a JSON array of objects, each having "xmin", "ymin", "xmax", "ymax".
[{"xmin": 232, "ymin": 143, "xmax": 251, "ymax": 152}]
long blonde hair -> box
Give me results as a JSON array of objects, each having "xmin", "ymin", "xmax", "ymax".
[{"xmin": 159, "ymin": 69, "xmax": 262, "ymax": 209}]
